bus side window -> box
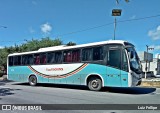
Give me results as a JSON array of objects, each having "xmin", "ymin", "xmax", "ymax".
[
  {"xmin": 93, "ymin": 47, "xmax": 103, "ymax": 61},
  {"xmin": 55, "ymin": 52, "xmax": 62, "ymax": 63},
  {"xmin": 34, "ymin": 54, "xmax": 40, "ymax": 65},
  {"xmin": 14, "ymin": 56, "xmax": 21, "ymax": 66},
  {"xmin": 72, "ymin": 50, "xmax": 80, "ymax": 62},
  {"xmin": 21, "ymin": 54, "xmax": 33, "ymax": 65},
  {"xmin": 40, "ymin": 53, "xmax": 47, "ymax": 64},
  {"xmin": 9, "ymin": 56, "xmax": 14, "ymax": 66},
  {"xmin": 82, "ymin": 48, "xmax": 92, "ymax": 61},
  {"xmin": 47, "ymin": 52, "xmax": 55, "ymax": 64},
  {"xmin": 63, "ymin": 51, "xmax": 72, "ymax": 62},
  {"xmin": 22, "ymin": 55, "xmax": 28, "ymax": 65},
  {"xmin": 122, "ymin": 50, "xmax": 128, "ymax": 72},
  {"xmin": 107, "ymin": 49, "xmax": 121, "ymax": 69},
  {"xmin": 28, "ymin": 54, "xmax": 33, "ymax": 65}
]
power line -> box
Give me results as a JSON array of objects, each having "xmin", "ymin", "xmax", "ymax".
[
  {"xmin": 0, "ymin": 26, "xmax": 7, "ymax": 28},
  {"xmin": 56, "ymin": 14, "xmax": 160, "ymax": 37},
  {"xmin": 0, "ymin": 14, "xmax": 160, "ymax": 43},
  {"xmin": 55, "ymin": 22, "xmax": 114, "ymax": 37},
  {"xmin": 118, "ymin": 14, "xmax": 160, "ymax": 23}
]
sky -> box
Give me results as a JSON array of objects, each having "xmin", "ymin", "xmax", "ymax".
[{"xmin": 0, "ymin": 0, "xmax": 160, "ymax": 57}]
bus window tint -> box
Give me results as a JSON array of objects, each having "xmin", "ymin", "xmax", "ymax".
[
  {"xmin": 14, "ymin": 56, "xmax": 21, "ymax": 66},
  {"xmin": 72, "ymin": 50, "xmax": 80, "ymax": 62},
  {"xmin": 28, "ymin": 55, "xmax": 33, "ymax": 65},
  {"xmin": 93, "ymin": 47, "xmax": 103, "ymax": 61},
  {"xmin": 47, "ymin": 52, "xmax": 55, "ymax": 64},
  {"xmin": 55, "ymin": 52, "xmax": 62, "ymax": 63},
  {"xmin": 107, "ymin": 49, "xmax": 121, "ymax": 69},
  {"xmin": 122, "ymin": 50, "xmax": 128, "ymax": 71},
  {"xmin": 63, "ymin": 51, "xmax": 72, "ymax": 62},
  {"xmin": 22, "ymin": 54, "xmax": 33, "ymax": 65},
  {"xmin": 34, "ymin": 54, "xmax": 40, "ymax": 65},
  {"xmin": 40, "ymin": 53, "xmax": 46, "ymax": 64},
  {"xmin": 22, "ymin": 55, "xmax": 27, "ymax": 65},
  {"xmin": 9, "ymin": 56, "xmax": 13, "ymax": 66},
  {"xmin": 82, "ymin": 48, "xmax": 92, "ymax": 61}
]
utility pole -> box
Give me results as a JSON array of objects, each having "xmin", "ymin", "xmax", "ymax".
[
  {"xmin": 145, "ymin": 45, "xmax": 148, "ymax": 79},
  {"xmin": 145, "ymin": 45, "xmax": 154, "ymax": 79},
  {"xmin": 112, "ymin": 9, "xmax": 121, "ymax": 40},
  {"xmin": 112, "ymin": 0, "xmax": 129, "ymax": 40},
  {"xmin": 113, "ymin": 18, "xmax": 117, "ymax": 40}
]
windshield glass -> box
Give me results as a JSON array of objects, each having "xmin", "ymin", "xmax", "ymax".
[{"xmin": 126, "ymin": 47, "xmax": 142, "ymax": 74}]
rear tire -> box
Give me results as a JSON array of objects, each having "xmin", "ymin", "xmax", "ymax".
[
  {"xmin": 29, "ymin": 75, "xmax": 37, "ymax": 86},
  {"xmin": 88, "ymin": 77, "xmax": 102, "ymax": 91}
]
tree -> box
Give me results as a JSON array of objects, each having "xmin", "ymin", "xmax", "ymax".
[
  {"xmin": 66, "ymin": 41, "xmax": 76, "ymax": 46},
  {"xmin": 0, "ymin": 37, "xmax": 64, "ymax": 71},
  {"xmin": 116, "ymin": 0, "xmax": 129, "ymax": 4},
  {"xmin": 0, "ymin": 48, "xmax": 8, "ymax": 70}
]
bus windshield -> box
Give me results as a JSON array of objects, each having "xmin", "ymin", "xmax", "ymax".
[{"xmin": 126, "ymin": 47, "xmax": 142, "ymax": 74}]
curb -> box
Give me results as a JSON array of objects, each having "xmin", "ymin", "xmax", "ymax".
[
  {"xmin": 0, "ymin": 75, "xmax": 7, "ymax": 82},
  {"xmin": 0, "ymin": 77, "xmax": 3, "ymax": 81},
  {"xmin": 142, "ymin": 78, "xmax": 160, "ymax": 82},
  {"xmin": 140, "ymin": 78, "xmax": 160, "ymax": 88},
  {"xmin": 141, "ymin": 81, "xmax": 160, "ymax": 88}
]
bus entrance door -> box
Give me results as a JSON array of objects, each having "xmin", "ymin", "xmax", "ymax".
[{"xmin": 106, "ymin": 47, "xmax": 122, "ymax": 87}]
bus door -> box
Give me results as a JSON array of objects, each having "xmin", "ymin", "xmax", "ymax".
[{"xmin": 106, "ymin": 45, "xmax": 122, "ymax": 87}]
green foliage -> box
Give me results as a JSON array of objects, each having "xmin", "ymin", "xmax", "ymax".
[
  {"xmin": 0, "ymin": 70, "xmax": 3, "ymax": 77},
  {"xmin": 125, "ymin": 0, "xmax": 129, "ymax": 2},
  {"xmin": 0, "ymin": 37, "xmax": 64, "ymax": 71},
  {"xmin": 66, "ymin": 41, "xmax": 76, "ymax": 46},
  {"xmin": 0, "ymin": 48, "xmax": 8, "ymax": 68},
  {"xmin": 116, "ymin": 0, "xmax": 129, "ymax": 4},
  {"xmin": 19, "ymin": 37, "xmax": 63, "ymax": 52}
]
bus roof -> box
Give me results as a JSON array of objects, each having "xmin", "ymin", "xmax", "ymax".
[{"xmin": 8, "ymin": 40, "xmax": 130, "ymax": 56}]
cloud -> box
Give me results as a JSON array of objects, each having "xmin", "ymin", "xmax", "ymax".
[
  {"xmin": 149, "ymin": 45, "xmax": 160, "ymax": 51},
  {"xmin": 0, "ymin": 46, "xmax": 4, "ymax": 49},
  {"xmin": 148, "ymin": 25, "xmax": 160, "ymax": 40},
  {"xmin": 155, "ymin": 53, "xmax": 160, "ymax": 59},
  {"xmin": 40, "ymin": 23, "xmax": 52, "ymax": 34},
  {"xmin": 29, "ymin": 27, "xmax": 35, "ymax": 33},
  {"xmin": 154, "ymin": 45, "xmax": 160, "ymax": 50}
]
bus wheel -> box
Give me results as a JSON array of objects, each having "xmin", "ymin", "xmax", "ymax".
[
  {"xmin": 29, "ymin": 75, "xmax": 37, "ymax": 86},
  {"xmin": 88, "ymin": 77, "xmax": 102, "ymax": 91}
]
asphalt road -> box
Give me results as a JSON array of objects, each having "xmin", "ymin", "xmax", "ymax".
[{"xmin": 0, "ymin": 80, "xmax": 160, "ymax": 113}]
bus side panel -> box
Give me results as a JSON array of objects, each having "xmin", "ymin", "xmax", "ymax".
[
  {"xmin": 46, "ymin": 64, "xmax": 107, "ymax": 86},
  {"xmin": 54, "ymin": 77, "xmax": 67, "ymax": 84},
  {"xmin": 8, "ymin": 66, "xmax": 44, "ymax": 83},
  {"xmin": 120, "ymin": 70, "xmax": 129, "ymax": 87},
  {"xmin": 8, "ymin": 66, "xmax": 32, "ymax": 82},
  {"xmin": 8, "ymin": 66, "xmax": 15, "ymax": 81},
  {"xmin": 65, "ymin": 74, "xmax": 80, "ymax": 85},
  {"xmin": 106, "ymin": 67, "xmax": 121, "ymax": 87},
  {"xmin": 78, "ymin": 64, "xmax": 107, "ymax": 86},
  {"xmin": 8, "ymin": 64, "xmax": 129, "ymax": 88}
]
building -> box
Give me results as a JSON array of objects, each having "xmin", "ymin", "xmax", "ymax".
[{"xmin": 138, "ymin": 51, "xmax": 160, "ymax": 77}]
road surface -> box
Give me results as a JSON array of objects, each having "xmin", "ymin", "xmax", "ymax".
[{"xmin": 0, "ymin": 81, "xmax": 160, "ymax": 113}]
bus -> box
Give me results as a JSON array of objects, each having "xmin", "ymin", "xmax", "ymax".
[{"xmin": 7, "ymin": 40, "xmax": 142, "ymax": 91}]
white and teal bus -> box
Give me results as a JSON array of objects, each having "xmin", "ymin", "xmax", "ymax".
[{"xmin": 7, "ymin": 40, "xmax": 142, "ymax": 91}]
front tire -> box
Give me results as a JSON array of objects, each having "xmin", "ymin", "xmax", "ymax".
[
  {"xmin": 29, "ymin": 75, "xmax": 37, "ymax": 86},
  {"xmin": 88, "ymin": 77, "xmax": 102, "ymax": 91}
]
